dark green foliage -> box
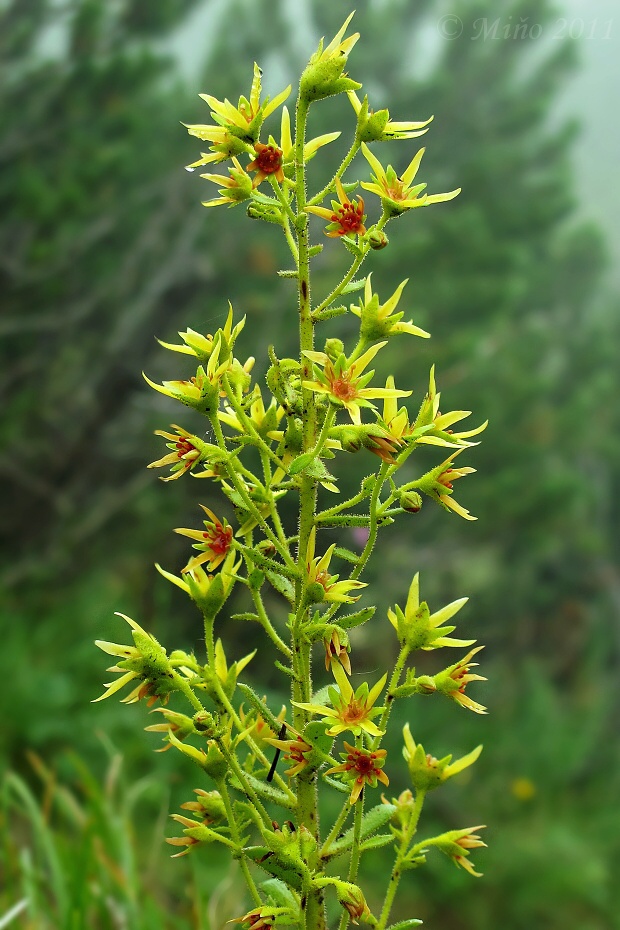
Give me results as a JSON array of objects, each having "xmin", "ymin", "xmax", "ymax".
[{"xmin": 1, "ymin": 0, "xmax": 619, "ymax": 928}]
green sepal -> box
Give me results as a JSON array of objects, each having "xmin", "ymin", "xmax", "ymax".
[
  {"xmin": 174, "ymin": 821, "xmax": 234, "ymax": 847},
  {"xmin": 392, "ymin": 669, "xmax": 436, "ymax": 699},
  {"xmin": 333, "ymin": 546, "xmax": 360, "ymax": 563},
  {"xmin": 322, "ymin": 804, "xmax": 397, "ymax": 861},
  {"xmin": 192, "ymin": 572, "xmax": 226, "ymax": 619},
  {"xmin": 247, "ymin": 202, "xmax": 284, "ymax": 224},
  {"xmin": 336, "ymin": 606, "xmax": 376, "ymax": 629},
  {"xmin": 303, "ymin": 620, "xmax": 347, "ymax": 647},
  {"xmin": 308, "ymin": 244, "xmax": 324, "ymax": 256},
  {"xmin": 400, "ymin": 850, "xmax": 428, "ymax": 871},
  {"xmin": 300, "ymin": 59, "xmax": 361, "ymax": 103},
  {"xmin": 202, "ymin": 740, "xmax": 229, "ymax": 780}
]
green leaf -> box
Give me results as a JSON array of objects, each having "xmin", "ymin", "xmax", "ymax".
[
  {"xmin": 321, "ymin": 774, "xmax": 350, "ymax": 794},
  {"xmin": 265, "ymin": 569, "xmax": 295, "ymax": 602},
  {"xmin": 337, "ymin": 607, "xmax": 376, "ymax": 629},
  {"xmin": 230, "ymin": 772, "xmax": 295, "ymax": 810},
  {"xmin": 245, "ymin": 847, "xmax": 304, "ymax": 890},
  {"xmin": 341, "ymin": 277, "xmax": 367, "ymax": 294},
  {"xmin": 385, "ymin": 921, "xmax": 423, "ymax": 929},
  {"xmin": 359, "ymin": 833, "xmax": 396, "ymax": 852},
  {"xmin": 305, "ymin": 459, "xmax": 338, "ymax": 486},
  {"xmin": 237, "ymin": 684, "xmax": 285, "ymax": 734},
  {"xmin": 312, "ymin": 305, "xmax": 348, "ymax": 321},
  {"xmin": 333, "ymin": 546, "xmax": 360, "ymax": 563},
  {"xmin": 289, "ymin": 452, "xmax": 316, "ymax": 475},
  {"xmin": 260, "ymin": 878, "xmax": 299, "ymax": 910},
  {"xmin": 303, "ymin": 720, "xmax": 335, "ymax": 756},
  {"xmin": 323, "ymin": 804, "xmax": 397, "ymax": 860},
  {"xmin": 274, "ymin": 660, "xmax": 297, "ymax": 679}
]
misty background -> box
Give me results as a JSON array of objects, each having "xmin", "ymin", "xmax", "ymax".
[{"xmin": 1, "ymin": 1, "xmax": 619, "ymax": 928}]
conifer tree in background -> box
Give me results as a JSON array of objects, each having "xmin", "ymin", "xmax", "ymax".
[{"xmin": 1, "ymin": 1, "xmax": 619, "ymax": 928}]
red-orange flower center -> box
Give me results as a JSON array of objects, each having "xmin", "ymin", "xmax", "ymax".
[
  {"xmin": 386, "ymin": 182, "xmax": 405, "ymax": 201},
  {"xmin": 253, "ymin": 144, "xmax": 283, "ymax": 175},
  {"xmin": 332, "ymin": 198, "xmax": 365, "ymax": 234},
  {"xmin": 176, "ymin": 438, "xmax": 196, "ymax": 458},
  {"xmin": 452, "ymin": 662, "xmax": 471, "ymax": 692},
  {"xmin": 341, "ymin": 744, "xmax": 387, "ymax": 779},
  {"xmin": 438, "ymin": 471, "xmax": 453, "ymax": 489},
  {"xmin": 343, "ymin": 700, "xmax": 367, "ymax": 724},
  {"xmin": 203, "ymin": 524, "xmax": 233, "ymax": 555},
  {"xmin": 330, "ymin": 375, "xmax": 358, "ymax": 401},
  {"xmin": 315, "ymin": 569, "xmax": 332, "ymax": 591}
]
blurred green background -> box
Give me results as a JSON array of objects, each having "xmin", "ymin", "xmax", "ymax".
[{"xmin": 2, "ymin": 0, "xmax": 619, "ymax": 927}]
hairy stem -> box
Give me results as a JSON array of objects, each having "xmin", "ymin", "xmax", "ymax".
[{"xmin": 377, "ymin": 789, "xmax": 426, "ymax": 930}]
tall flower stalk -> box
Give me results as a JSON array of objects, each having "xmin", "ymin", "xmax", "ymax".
[{"xmin": 95, "ymin": 17, "xmax": 488, "ymax": 929}]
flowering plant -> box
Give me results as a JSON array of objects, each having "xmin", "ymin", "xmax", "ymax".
[{"xmin": 95, "ymin": 15, "xmax": 488, "ymax": 929}]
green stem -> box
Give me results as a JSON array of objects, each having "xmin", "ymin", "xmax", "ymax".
[
  {"xmin": 372, "ymin": 644, "xmax": 411, "ymax": 750},
  {"xmin": 338, "ymin": 783, "xmax": 365, "ymax": 930},
  {"xmin": 294, "ymin": 91, "xmax": 325, "ymax": 930},
  {"xmin": 212, "ymin": 414, "xmax": 293, "ymax": 567},
  {"xmin": 251, "ymin": 587, "xmax": 292, "ymax": 658},
  {"xmin": 203, "ymin": 614, "xmax": 295, "ymax": 802},
  {"xmin": 216, "ymin": 735, "xmax": 273, "ymax": 830},
  {"xmin": 313, "ymin": 252, "xmax": 366, "ymax": 320},
  {"xmin": 310, "ymin": 404, "xmax": 336, "ymax": 459},
  {"xmin": 308, "ymin": 138, "xmax": 360, "ymax": 207},
  {"xmin": 350, "ymin": 464, "xmax": 388, "ymax": 581},
  {"xmin": 316, "ymin": 486, "xmax": 371, "ymax": 521},
  {"xmin": 319, "ymin": 797, "xmax": 353, "ymax": 859},
  {"xmin": 174, "ymin": 675, "xmax": 206, "ymax": 714},
  {"xmin": 217, "ymin": 778, "xmax": 263, "ymax": 908},
  {"xmin": 377, "ymin": 790, "xmax": 426, "ymax": 930},
  {"xmin": 320, "ymin": 466, "xmax": 388, "ymax": 629},
  {"xmin": 221, "ymin": 375, "xmax": 288, "ymax": 478}
]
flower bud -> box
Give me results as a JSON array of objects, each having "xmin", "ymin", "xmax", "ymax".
[
  {"xmin": 324, "ymin": 337, "xmax": 345, "ymax": 361},
  {"xmin": 299, "ymin": 15, "xmax": 361, "ymax": 103},
  {"xmin": 334, "ymin": 426, "xmax": 363, "ymax": 453},
  {"xmin": 368, "ymin": 228, "xmax": 389, "ymax": 250},
  {"xmin": 193, "ymin": 710, "xmax": 218, "ymax": 735},
  {"xmin": 400, "ymin": 490, "xmax": 423, "ymax": 513},
  {"xmin": 180, "ymin": 788, "xmax": 226, "ymax": 822},
  {"xmin": 201, "ymin": 740, "xmax": 229, "ymax": 781},
  {"xmin": 246, "ymin": 201, "xmax": 283, "ymax": 223},
  {"xmin": 336, "ymin": 882, "xmax": 373, "ymax": 925}
]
